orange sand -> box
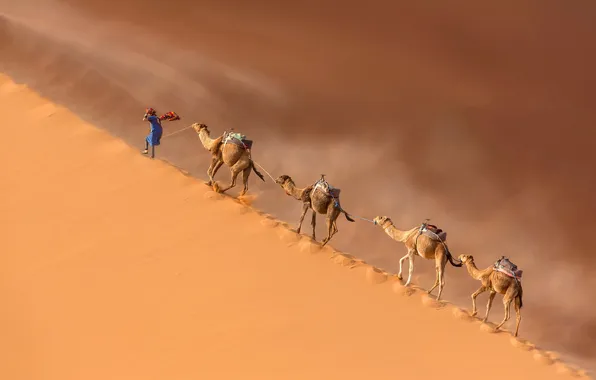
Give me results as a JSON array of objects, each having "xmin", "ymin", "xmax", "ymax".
[{"xmin": 0, "ymin": 74, "xmax": 590, "ymax": 379}]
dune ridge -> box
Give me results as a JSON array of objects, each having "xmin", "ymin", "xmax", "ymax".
[{"xmin": 0, "ymin": 74, "xmax": 592, "ymax": 379}]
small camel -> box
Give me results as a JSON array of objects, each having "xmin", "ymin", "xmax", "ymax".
[
  {"xmin": 275, "ymin": 174, "xmax": 355, "ymax": 246},
  {"xmin": 372, "ymin": 216, "xmax": 462, "ymax": 300},
  {"xmin": 458, "ymin": 254, "xmax": 523, "ymax": 337},
  {"xmin": 192, "ymin": 123, "xmax": 265, "ymax": 196}
]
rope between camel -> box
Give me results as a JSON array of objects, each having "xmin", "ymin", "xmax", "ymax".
[
  {"xmin": 352, "ymin": 214, "xmax": 376, "ymax": 224},
  {"xmin": 162, "ymin": 125, "xmax": 194, "ymax": 139},
  {"xmin": 252, "ymin": 160, "xmax": 277, "ymax": 182}
]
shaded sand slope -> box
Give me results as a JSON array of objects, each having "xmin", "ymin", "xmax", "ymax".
[{"xmin": 0, "ymin": 75, "xmax": 589, "ymax": 380}]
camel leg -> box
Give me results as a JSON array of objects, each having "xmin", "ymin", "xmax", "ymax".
[
  {"xmin": 435, "ymin": 254, "xmax": 448, "ymax": 301},
  {"xmin": 209, "ymin": 159, "xmax": 224, "ymax": 184},
  {"xmin": 206, "ymin": 156, "xmax": 219, "ymax": 185},
  {"xmin": 514, "ymin": 294, "xmax": 522, "ymax": 337},
  {"xmin": 321, "ymin": 214, "xmax": 334, "ymax": 247},
  {"xmin": 470, "ymin": 286, "xmax": 488, "ymax": 317},
  {"xmin": 321, "ymin": 207, "xmax": 340, "ymax": 247},
  {"xmin": 495, "ymin": 290, "xmax": 514, "ymax": 330},
  {"xmin": 404, "ymin": 252, "xmax": 416, "ymax": 287},
  {"xmin": 427, "ymin": 253, "xmax": 446, "ymax": 297},
  {"xmin": 310, "ymin": 208, "xmax": 317, "ymax": 240},
  {"xmin": 483, "ymin": 290, "xmax": 497, "ymax": 323},
  {"xmin": 296, "ymin": 202, "xmax": 310, "ymax": 235},
  {"xmin": 397, "ymin": 252, "xmax": 410, "ymax": 281},
  {"xmin": 239, "ymin": 165, "xmax": 252, "ymax": 196},
  {"xmin": 427, "ymin": 267, "xmax": 440, "ymax": 295},
  {"xmin": 218, "ymin": 166, "xmax": 242, "ymax": 193}
]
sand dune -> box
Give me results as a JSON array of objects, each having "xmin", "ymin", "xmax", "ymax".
[
  {"xmin": 2, "ymin": 2, "xmax": 596, "ymax": 366},
  {"xmin": 0, "ymin": 75, "xmax": 591, "ymax": 379}
]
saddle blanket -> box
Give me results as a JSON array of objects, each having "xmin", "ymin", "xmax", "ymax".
[
  {"xmin": 223, "ymin": 132, "xmax": 253, "ymax": 150},
  {"xmin": 313, "ymin": 180, "xmax": 341, "ymax": 199},
  {"xmin": 494, "ymin": 257, "xmax": 523, "ymax": 279},
  {"xmin": 421, "ymin": 228, "xmax": 447, "ymax": 242}
]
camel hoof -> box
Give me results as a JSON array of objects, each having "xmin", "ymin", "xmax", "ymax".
[
  {"xmin": 470, "ymin": 311, "xmax": 478, "ymax": 317},
  {"xmin": 396, "ymin": 275, "xmax": 403, "ymax": 281},
  {"xmin": 212, "ymin": 182, "xmax": 222, "ymax": 193}
]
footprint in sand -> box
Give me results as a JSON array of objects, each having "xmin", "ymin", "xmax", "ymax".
[
  {"xmin": 203, "ymin": 191, "xmax": 224, "ymax": 201},
  {"xmin": 451, "ymin": 307, "xmax": 474, "ymax": 322},
  {"xmin": 365, "ymin": 266, "xmax": 388, "ymax": 284},
  {"xmin": 510, "ymin": 337, "xmax": 535, "ymax": 351},
  {"xmin": 298, "ymin": 238, "xmax": 323, "ymax": 254},
  {"xmin": 392, "ymin": 281, "xmax": 417, "ymax": 297}
]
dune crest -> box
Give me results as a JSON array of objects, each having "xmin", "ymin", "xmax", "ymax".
[{"xmin": 0, "ymin": 74, "xmax": 591, "ymax": 379}]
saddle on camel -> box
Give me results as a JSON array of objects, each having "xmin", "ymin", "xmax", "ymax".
[
  {"xmin": 222, "ymin": 129, "xmax": 253, "ymax": 152},
  {"xmin": 494, "ymin": 256, "xmax": 523, "ymax": 280},
  {"xmin": 416, "ymin": 219, "xmax": 448, "ymax": 242},
  {"xmin": 312, "ymin": 174, "xmax": 342, "ymax": 203}
]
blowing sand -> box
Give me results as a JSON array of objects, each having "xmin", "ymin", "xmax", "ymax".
[{"xmin": 0, "ymin": 75, "xmax": 591, "ymax": 379}]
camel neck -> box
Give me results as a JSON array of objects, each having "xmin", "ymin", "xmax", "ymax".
[
  {"xmin": 197, "ymin": 129, "xmax": 215, "ymax": 150},
  {"xmin": 282, "ymin": 180, "xmax": 304, "ymax": 200},
  {"xmin": 464, "ymin": 261, "xmax": 486, "ymax": 280},
  {"xmin": 382, "ymin": 224, "xmax": 414, "ymax": 242}
]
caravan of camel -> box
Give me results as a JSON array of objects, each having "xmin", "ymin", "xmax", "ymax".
[{"xmin": 157, "ymin": 117, "xmax": 524, "ymax": 338}]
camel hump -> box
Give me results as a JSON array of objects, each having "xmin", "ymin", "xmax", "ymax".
[
  {"xmin": 494, "ymin": 257, "xmax": 523, "ymax": 279},
  {"xmin": 210, "ymin": 135, "xmax": 224, "ymax": 154}
]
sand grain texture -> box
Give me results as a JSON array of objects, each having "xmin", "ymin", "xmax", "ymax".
[{"xmin": 0, "ymin": 75, "xmax": 589, "ymax": 380}]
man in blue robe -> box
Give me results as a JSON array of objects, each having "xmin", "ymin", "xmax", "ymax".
[{"xmin": 142, "ymin": 107, "xmax": 163, "ymax": 159}]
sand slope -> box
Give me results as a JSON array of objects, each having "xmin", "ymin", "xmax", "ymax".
[{"xmin": 0, "ymin": 75, "xmax": 589, "ymax": 379}]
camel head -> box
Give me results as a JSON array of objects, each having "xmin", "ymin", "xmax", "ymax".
[
  {"xmin": 373, "ymin": 216, "xmax": 393, "ymax": 227},
  {"xmin": 191, "ymin": 123, "xmax": 209, "ymax": 134},
  {"xmin": 458, "ymin": 254, "xmax": 474, "ymax": 264},
  {"xmin": 275, "ymin": 174, "xmax": 293, "ymax": 187}
]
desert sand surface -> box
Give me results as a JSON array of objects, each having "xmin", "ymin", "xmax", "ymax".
[
  {"xmin": 0, "ymin": 75, "xmax": 591, "ymax": 379},
  {"xmin": 2, "ymin": 0, "xmax": 596, "ymax": 374}
]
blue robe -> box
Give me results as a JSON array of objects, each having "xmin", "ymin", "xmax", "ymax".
[{"xmin": 145, "ymin": 115, "xmax": 163, "ymax": 146}]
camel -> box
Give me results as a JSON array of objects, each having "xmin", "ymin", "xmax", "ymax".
[
  {"xmin": 275, "ymin": 174, "xmax": 355, "ymax": 246},
  {"xmin": 458, "ymin": 254, "xmax": 523, "ymax": 337},
  {"xmin": 192, "ymin": 123, "xmax": 265, "ymax": 196},
  {"xmin": 372, "ymin": 216, "xmax": 462, "ymax": 301}
]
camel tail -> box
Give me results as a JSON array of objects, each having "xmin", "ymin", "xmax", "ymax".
[
  {"xmin": 341, "ymin": 209, "xmax": 356, "ymax": 222},
  {"xmin": 445, "ymin": 247, "xmax": 463, "ymax": 267},
  {"xmin": 250, "ymin": 160, "xmax": 265, "ymax": 182}
]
